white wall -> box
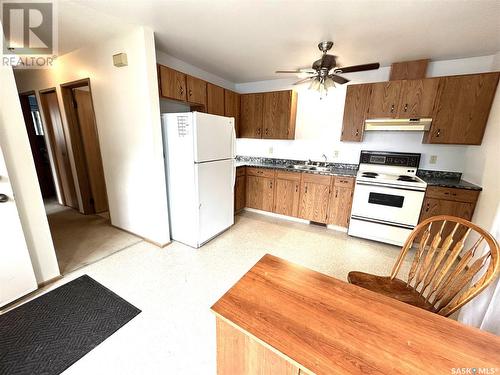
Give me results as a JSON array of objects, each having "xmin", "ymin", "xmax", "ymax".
[
  {"xmin": 14, "ymin": 26, "xmax": 171, "ymax": 247},
  {"xmin": 0, "ymin": 66, "xmax": 60, "ymax": 284},
  {"xmin": 235, "ymin": 55, "xmax": 498, "ymax": 171}
]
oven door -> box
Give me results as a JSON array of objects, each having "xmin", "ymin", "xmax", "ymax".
[{"xmin": 351, "ymin": 182, "xmax": 425, "ymax": 227}]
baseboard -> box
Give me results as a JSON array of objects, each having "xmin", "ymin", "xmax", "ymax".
[
  {"xmin": 110, "ymin": 224, "xmax": 171, "ymax": 248},
  {"xmin": 242, "ymin": 208, "xmax": 349, "ymax": 233},
  {"xmin": 38, "ymin": 275, "xmax": 63, "ymax": 288}
]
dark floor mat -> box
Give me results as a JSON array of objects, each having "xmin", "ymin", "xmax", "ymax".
[{"xmin": 0, "ymin": 275, "xmax": 141, "ymax": 375}]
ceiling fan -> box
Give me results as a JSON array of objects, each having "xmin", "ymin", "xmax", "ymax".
[{"xmin": 276, "ymin": 41, "xmax": 380, "ymax": 94}]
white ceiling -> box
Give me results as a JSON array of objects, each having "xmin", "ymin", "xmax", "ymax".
[{"xmin": 62, "ymin": 0, "xmax": 500, "ymax": 83}]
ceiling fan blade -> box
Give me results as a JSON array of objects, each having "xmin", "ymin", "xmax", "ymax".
[
  {"xmin": 293, "ymin": 76, "xmax": 317, "ymax": 85},
  {"xmin": 275, "ymin": 70, "xmax": 302, "ymax": 73},
  {"xmin": 329, "ymin": 74, "xmax": 349, "ymax": 84},
  {"xmin": 334, "ymin": 63, "xmax": 380, "ymax": 74}
]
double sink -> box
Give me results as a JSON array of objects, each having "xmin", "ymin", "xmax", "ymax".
[{"xmin": 286, "ymin": 164, "xmax": 332, "ymax": 173}]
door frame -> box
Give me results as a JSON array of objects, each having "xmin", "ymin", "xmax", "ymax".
[
  {"xmin": 60, "ymin": 78, "xmax": 107, "ymax": 214},
  {"xmin": 38, "ymin": 87, "xmax": 78, "ymax": 208}
]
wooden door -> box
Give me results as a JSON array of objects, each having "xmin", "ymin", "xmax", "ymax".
[
  {"xmin": 273, "ymin": 178, "xmax": 300, "ymax": 217},
  {"xmin": 262, "ymin": 90, "xmax": 297, "ymax": 139},
  {"xmin": 397, "ymin": 78, "xmax": 439, "ymax": 118},
  {"xmin": 186, "ymin": 75, "xmax": 207, "ymax": 106},
  {"xmin": 224, "ymin": 89, "xmax": 240, "ymax": 136},
  {"xmin": 39, "ymin": 90, "xmax": 78, "ymax": 208},
  {"xmin": 424, "ymin": 72, "xmax": 499, "ymax": 145},
  {"xmin": 159, "ymin": 65, "xmax": 187, "ymax": 101},
  {"xmin": 341, "ymin": 84, "xmax": 371, "ymax": 141},
  {"xmin": 367, "ymin": 81, "xmax": 402, "ymax": 118},
  {"xmin": 246, "ymin": 175, "xmax": 274, "ymax": 211},
  {"xmin": 234, "ymin": 175, "xmax": 246, "ymax": 213},
  {"xmin": 298, "ymin": 175, "xmax": 331, "ymax": 223},
  {"xmin": 240, "ymin": 93, "xmax": 263, "ymax": 138},
  {"xmin": 207, "ymin": 83, "xmax": 225, "ymax": 116},
  {"xmin": 328, "ymin": 184, "xmax": 354, "ymax": 227},
  {"xmin": 419, "ymin": 197, "xmax": 475, "ymax": 240},
  {"xmin": 73, "ymin": 89, "xmax": 108, "ymax": 213}
]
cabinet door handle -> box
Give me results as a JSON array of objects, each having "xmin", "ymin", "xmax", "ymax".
[
  {"xmin": 335, "ymin": 189, "xmax": 338, "ymax": 198},
  {"xmin": 305, "ymin": 185, "xmax": 308, "ymax": 193},
  {"xmin": 257, "ymin": 128, "xmax": 261, "ymax": 135},
  {"xmin": 390, "ymin": 104, "xmax": 395, "ymax": 113},
  {"xmin": 180, "ymin": 88, "xmax": 184, "ymax": 95},
  {"xmin": 425, "ymin": 203, "xmax": 430, "ymax": 212},
  {"xmin": 435, "ymin": 129, "xmax": 441, "ymax": 137},
  {"xmin": 404, "ymin": 103, "xmax": 408, "ymax": 112},
  {"xmin": 270, "ymin": 181, "xmax": 273, "ymax": 188},
  {"xmin": 265, "ymin": 128, "xmax": 268, "ymax": 135},
  {"xmin": 355, "ymin": 129, "xmax": 359, "ymax": 136},
  {"xmin": 189, "ymin": 89, "xmax": 193, "ymax": 97},
  {"xmin": 295, "ymin": 184, "xmax": 298, "ymax": 192}
]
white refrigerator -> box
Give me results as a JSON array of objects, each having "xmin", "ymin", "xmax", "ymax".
[{"xmin": 161, "ymin": 112, "xmax": 236, "ymax": 248}]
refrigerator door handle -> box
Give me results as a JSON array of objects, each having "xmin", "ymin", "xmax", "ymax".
[
  {"xmin": 231, "ymin": 122, "xmax": 236, "ymax": 159},
  {"xmin": 232, "ymin": 159, "xmax": 236, "ymax": 189}
]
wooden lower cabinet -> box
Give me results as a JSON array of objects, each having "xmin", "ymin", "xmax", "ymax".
[
  {"xmin": 418, "ymin": 186, "xmax": 479, "ymax": 240},
  {"xmin": 216, "ymin": 317, "xmax": 299, "ymax": 375},
  {"xmin": 298, "ymin": 174, "xmax": 331, "ymax": 223},
  {"xmin": 328, "ymin": 177, "xmax": 355, "ymax": 227},
  {"xmin": 235, "ymin": 175, "xmax": 246, "ymax": 213},
  {"xmin": 273, "ymin": 177, "xmax": 300, "ymax": 217},
  {"xmin": 246, "ymin": 175, "xmax": 275, "ymax": 211}
]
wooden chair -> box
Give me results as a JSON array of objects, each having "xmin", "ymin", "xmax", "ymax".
[{"xmin": 348, "ymin": 215, "xmax": 500, "ymax": 316}]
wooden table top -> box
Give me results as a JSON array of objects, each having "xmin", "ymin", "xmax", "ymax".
[{"xmin": 211, "ymin": 254, "xmax": 500, "ymax": 374}]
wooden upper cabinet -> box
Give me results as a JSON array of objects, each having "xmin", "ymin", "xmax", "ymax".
[
  {"xmin": 246, "ymin": 175, "xmax": 274, "ymax": 211},
  {"xmin": 367, "ymin": 81, "xmax": 402, "ymax": 118},
  {"xmin": 207, "ymin": 83, "xmax": 225, "ymax": 116},
  {"xmin": 224, "ymin": 89, "xmax": 240, "ymax": 136},
  {"xmin": 341, "ymin": 84, "xmax": 371, "ymax": 142},
  {"xmin": 186, "ymin": 75, "xmax": 207, "ymax": 106},
  {"xmin": 159, "ymin": 65, "xmax": 187, "ymax": 101},
  {"xmin": 328, "ymin": 177, "xmax": 355, "ymax": 227},
  {"xmin": 298, "ymin": 174, "xmax": 331, "ymax": 223},
  {"xmin": 240, "ymin": 93, "xmax": 264, "ymax": 138},
  {"xmin": 262, "ymin": 90, "xmax": 297, "ymax": 140},
  {"xmin": 398, "ymin": 78, "xmax": 439, "ymax": 118},
  {"xmin": 423, "ymin": 72, "xmax": 500, "ymax": 145}
]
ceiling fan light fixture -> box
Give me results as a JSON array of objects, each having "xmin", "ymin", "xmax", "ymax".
[{"xmin": 309, "ymin": 78, "xmax": 321, "ymax": 91}]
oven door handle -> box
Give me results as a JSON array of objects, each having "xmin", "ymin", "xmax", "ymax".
[
  {"xmin": 355, "ymin": 181, "xmax": 426, "ymax": 192},
  {"xmin": 350, "ymin": 215, "xmax": 416, "ymax": 229}
]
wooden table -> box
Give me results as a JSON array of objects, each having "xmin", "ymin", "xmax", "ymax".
[{"xmin": 211, "ymin": 254, "xmax": 500, "ymax": 374}]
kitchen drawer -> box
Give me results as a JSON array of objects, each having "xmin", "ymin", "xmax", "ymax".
[
  {"xmin": 246, "ymin": 167, "xmax": 276, "ymax": 178},
  {"xmin": 301, "ymin": 173, "xmax": 331, "ymax": 186},
  {"xmin": 236, "ymin": 166, "xmax": 246, "ymax": 177},
  {"xmin": 334, "ymin": 176, "xmax": 355, "ymax": 188},
  {"xmin": 275, "ymin": 170, "xmax": 301, "ymax": 181},
  {"xmin": 425, "ymin": 186, "xmax": 479, "ymax": 203}
]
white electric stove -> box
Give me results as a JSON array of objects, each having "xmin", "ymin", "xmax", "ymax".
[{"xmin": 348, "ymin": 151, "xmax": 427, "ymax": 246}]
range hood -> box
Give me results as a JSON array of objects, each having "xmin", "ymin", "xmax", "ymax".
[{"xmin": 364, "ymin": 118, "xmax": 432, "ymax": 131}]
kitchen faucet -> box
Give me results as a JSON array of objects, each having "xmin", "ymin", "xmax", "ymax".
[{"xmin": 322, "ymin": 154, "xmax": 328, "ymax": 163}]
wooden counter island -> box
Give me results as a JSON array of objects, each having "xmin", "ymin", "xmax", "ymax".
[{"xmin": 211, "ymin": 254, "xmax": 500, "ymax": 374}]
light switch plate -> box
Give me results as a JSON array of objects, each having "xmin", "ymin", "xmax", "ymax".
[
  {"xmin": 333, "ymin": 150, "xmax": 339, "ymax": 158},
  {"xmin": 429, "ymin": 155, "xmax": 438, "ymax": 164},
  {"xmin": 268, "ymin": 147, "xmax": 273, "ymax": 155}
]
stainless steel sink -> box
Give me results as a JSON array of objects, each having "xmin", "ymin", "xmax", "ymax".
[{"xmin": 286, "ymin": 164, "xmax": 331, "ymax": 172}]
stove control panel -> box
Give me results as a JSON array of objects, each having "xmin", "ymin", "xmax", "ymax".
[{"xmin": 360, "ymin": 151, "xmax": 421, "ymax": 168}]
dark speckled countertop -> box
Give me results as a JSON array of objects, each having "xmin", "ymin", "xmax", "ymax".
[
  {"xmin": 235, "ymin": 156, "xmax": 358, "ymax": 177},
  {"xmin": 235, "ymin": 157, "xmax": 482, "ymax": 191},
  {"xmin": 417, "ymin": 170, "xmax": 482, "ymax": 191}
]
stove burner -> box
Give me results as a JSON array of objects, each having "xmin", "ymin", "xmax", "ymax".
[
  {"xmin": 362, "ymin": 172, "xmax": 378, "ymax": 177},
  {"xmin": 398, "ymin": 175, "xmax": 418, "ymax": 182}
]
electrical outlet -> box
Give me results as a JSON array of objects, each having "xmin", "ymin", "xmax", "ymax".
[
  {"xmin": 268, "ymin": 146, "xmax": 273, "ymax": 155},
  {"xmin": 333, "ymin": 150, "xmax": 339, "ymax": 158},
  {"xmin": 429, "ymin": 155, "xmax": 438, "ymax": 164}
]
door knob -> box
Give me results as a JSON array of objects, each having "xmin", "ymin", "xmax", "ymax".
[{"xmin": 0, "ymin": 194, "xmax": 9, "ymax": 203}]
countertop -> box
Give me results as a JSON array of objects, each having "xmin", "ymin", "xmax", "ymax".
[
  {"xmin": 211, "ymin": 254, "xmax": 500, "ymax": 374},
  {"xmin": 236, "ymin": 159, "xmax": 482, "ymax": 190},
  {"xmin": 420, "ymin": 176, "xmax": 483, "ymax": 191},
  {"xmin": 235, "ymin": 160, "xmax": 358, "ymax": 177}
]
